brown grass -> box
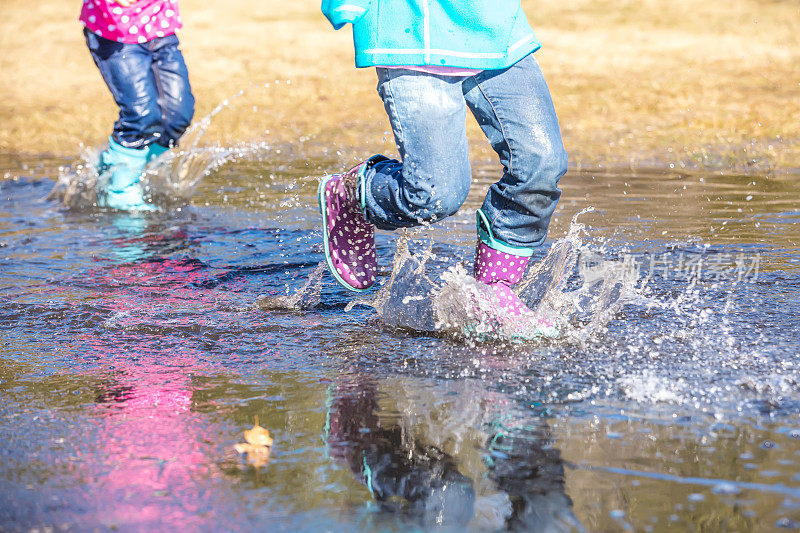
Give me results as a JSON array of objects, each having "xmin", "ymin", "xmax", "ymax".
[{"xmin": 0, "ymin": 0, "xmax": 798, "ymax": 171}]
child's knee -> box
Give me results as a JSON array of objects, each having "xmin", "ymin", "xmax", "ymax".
[
  {"xmin": 428, "ymin": 193, "xmax": 463, "ymax": 221},
  {"xmin": 542, "ymin": 144, "xmax": 568, "ymax": 184},
  {"xmin": 416, "ymin": 177, "xmax": 470, "ymax": 222},
  {"xmin": 176, "ymin": 94, "xmax": 195, "ymax": 129},
  {"xmin": 122, "ymin": 97, "xmax": 164, "ymax": 138},
  {"xmin": 516, "ymin": 134, "xmax": 568, "ymax": 188},
  {"xmin": 165, "ymin": 95, "xmax": 195, "ymax": 138}
]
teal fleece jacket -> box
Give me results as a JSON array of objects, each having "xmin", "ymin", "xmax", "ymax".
[{"xmin": 321, "ymin": 0, "xmax": 542, "ymax": 70}]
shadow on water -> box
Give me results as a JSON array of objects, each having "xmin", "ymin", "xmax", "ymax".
[{"xmin": 1, "ymin": 142, "xmax": 799, "ymax": 530}]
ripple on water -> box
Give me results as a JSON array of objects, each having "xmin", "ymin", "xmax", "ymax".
[{"xmin": 1, "ymin": 149, "xmax": 799, "ymax": 531}]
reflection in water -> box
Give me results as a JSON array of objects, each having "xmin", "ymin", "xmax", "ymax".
[
  {"xmin": 326, "ymin": 374, "xmax": 583, "ymax": 531},
  {"xmin": 75, "ymin": 315, "xmax": 216, "ymax": 529},
  {"xmin": 1, "ymin": 155, "xmax": 799, "ymax": 530},
  {"xmin": 90, "ymin": 368, "xmax": 203, "ymax": 528},
  {"xmin": 38, "ymin": 232, "xmax": 226, "ymax": 529}
]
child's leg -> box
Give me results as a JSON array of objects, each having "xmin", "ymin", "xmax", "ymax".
[
  {"xmin": 319, "ymin": 70, "xmax": 473, "ymax": 291},
  {"xmin": 84, "ymin": 30, "xmax": 165, "ymax": 150},
  {"xmin": 458, "ymin": 54, "xmax": 567, "ymax": 326},
  {"xmin": 463, "ymin": 54, "xmax": 568, "ymax": 251},
  {"xmin": 149, "ymin": 35, "xmax": 195, "ymax": 148},
  {"xmin": 364, "ymin": 69, "xmax": 473, "ymax": 230}
]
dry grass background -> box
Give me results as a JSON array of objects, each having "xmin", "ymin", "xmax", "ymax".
[{"xmin": 0, "ymin": 0, "xmax": 798, "ymax": 171}]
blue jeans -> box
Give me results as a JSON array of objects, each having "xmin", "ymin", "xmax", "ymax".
[
  {"xmin": 365, "ymin": 53, "xmax": 567, "ymax": 249},
  {"xmin": 84, "ymin": 29, "xmax": 195, "ymax": 150}
]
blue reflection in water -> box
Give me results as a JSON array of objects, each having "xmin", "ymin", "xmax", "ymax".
[{"xmin": 1, "ymin": 157, "xmax": 799, "ymax": 531}]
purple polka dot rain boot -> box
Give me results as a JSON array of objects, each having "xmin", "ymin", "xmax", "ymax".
[
  {"xmin": 317, "ymin": 158, "xmax": 381, "ymax": 292},
  {"xmin": 473, "ymin": 209, "xmax": 559, "ymax": 338},
  {"xmin": 474, "ymin": 242, "xmax": 531, "ymax": 315}
]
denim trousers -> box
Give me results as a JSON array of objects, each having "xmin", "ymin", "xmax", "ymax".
[
  {"xmin": 364, "ymin": 53, "xmax": 568, "ymax": 250},
  {"xmin": 84, "ymin": 29, "xmax": 195, "ymax": 150}
]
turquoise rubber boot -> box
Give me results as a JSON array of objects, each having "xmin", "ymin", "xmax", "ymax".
[
  {"xmin": 97, "ymin": 137, "xmax": 156, "ymax": 212},
  {"xmin": 146, "ymin": 142, "xmax": 169, "ymax": 161}
]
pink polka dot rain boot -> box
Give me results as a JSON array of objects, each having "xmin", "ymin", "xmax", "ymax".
[
  {"xmin": 474, "ymin": 242, "xmax": 531, "ymax": 315},
  {"xmin": 317, "ymin": 158, "xmax": 382, "ymax": 291},
  {"xmin": 474, "ymin": 243, "xmax": 531, "ymax": 315},
  {"xmin": 473, "ymin": 209, "xmax": 559, "ymax": 339}
]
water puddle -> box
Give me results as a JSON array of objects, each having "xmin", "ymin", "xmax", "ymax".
[{"xmin": 1, "ymin": 127, "xmax": 799, "ymax": 529}]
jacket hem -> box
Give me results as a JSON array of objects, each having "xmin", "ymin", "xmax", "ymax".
[{"xmin": 354, "ymin": 40, "xmax": 541, "ymax": 70}]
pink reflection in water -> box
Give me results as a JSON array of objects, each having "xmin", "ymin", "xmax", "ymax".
[
  {"xmin": 92, "ymin": 370, "xmax": 206, "ymax": 528},
  {"xmin": 74, "ymin": 255, "xmax": 230, "ymax": 529}
]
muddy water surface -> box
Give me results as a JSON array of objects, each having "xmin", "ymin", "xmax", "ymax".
[{"xmin": 1, "ymin": 152, "xmax": 799, "ymax": 531}]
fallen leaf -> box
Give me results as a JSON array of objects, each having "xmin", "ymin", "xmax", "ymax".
[
  {"xmin": 244, "ymin": 425, "xmax": 273, "ymax": 447},
  {"xmin": 234, "ymin": 416, "xmax": 274, "ymax": 467},
  {"xmin": 234, "ymin": 442, "xmax": 271, "ymax": 467},
  {"xmin": 233, "ymin": 443, "xmax": 252, "ymax": 454}
]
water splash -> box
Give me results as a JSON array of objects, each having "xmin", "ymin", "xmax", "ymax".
[
  {"xmin": 145, "ymin": 92, "xmax": 249, "ymax": 206},
  {"xmin": 255, "ymin": 263, "xmax": 326, "ymax": 311},
  {"xmin": 46, "ymin": 144, "xmax": 103, "ymax": 209},
  {"xmin": 48, "ymin": 91, "xmax": 263, "ymax": 210},
  {"xmin": 344, "ymin": 208, "xmax": 652, "ymax": 344},
  {"xmin": 345, "ymin": 231, "xmax": 439, "ymax": 331}
]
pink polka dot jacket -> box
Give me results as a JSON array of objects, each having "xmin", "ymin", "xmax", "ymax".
[{"xmin": 80, "ymin": 0, "xmax": 182, "ymax": 44}]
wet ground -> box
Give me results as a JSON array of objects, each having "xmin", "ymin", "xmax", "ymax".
[{"xmin": 1, "ymin": 151, "xmax": 799, "ymax": 531}]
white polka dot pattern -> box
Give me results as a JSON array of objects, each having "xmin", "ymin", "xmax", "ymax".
[
  {"xmin": 320, "ymin": 163, "xmax": 377, "ymax": 291},
  {"xmin": 80, "ymin": 0, "xmax": 181, "ymax": 44},
  {"xmin": 473, "ymin": 242, "xmax": 531, "ymax": 315}
]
